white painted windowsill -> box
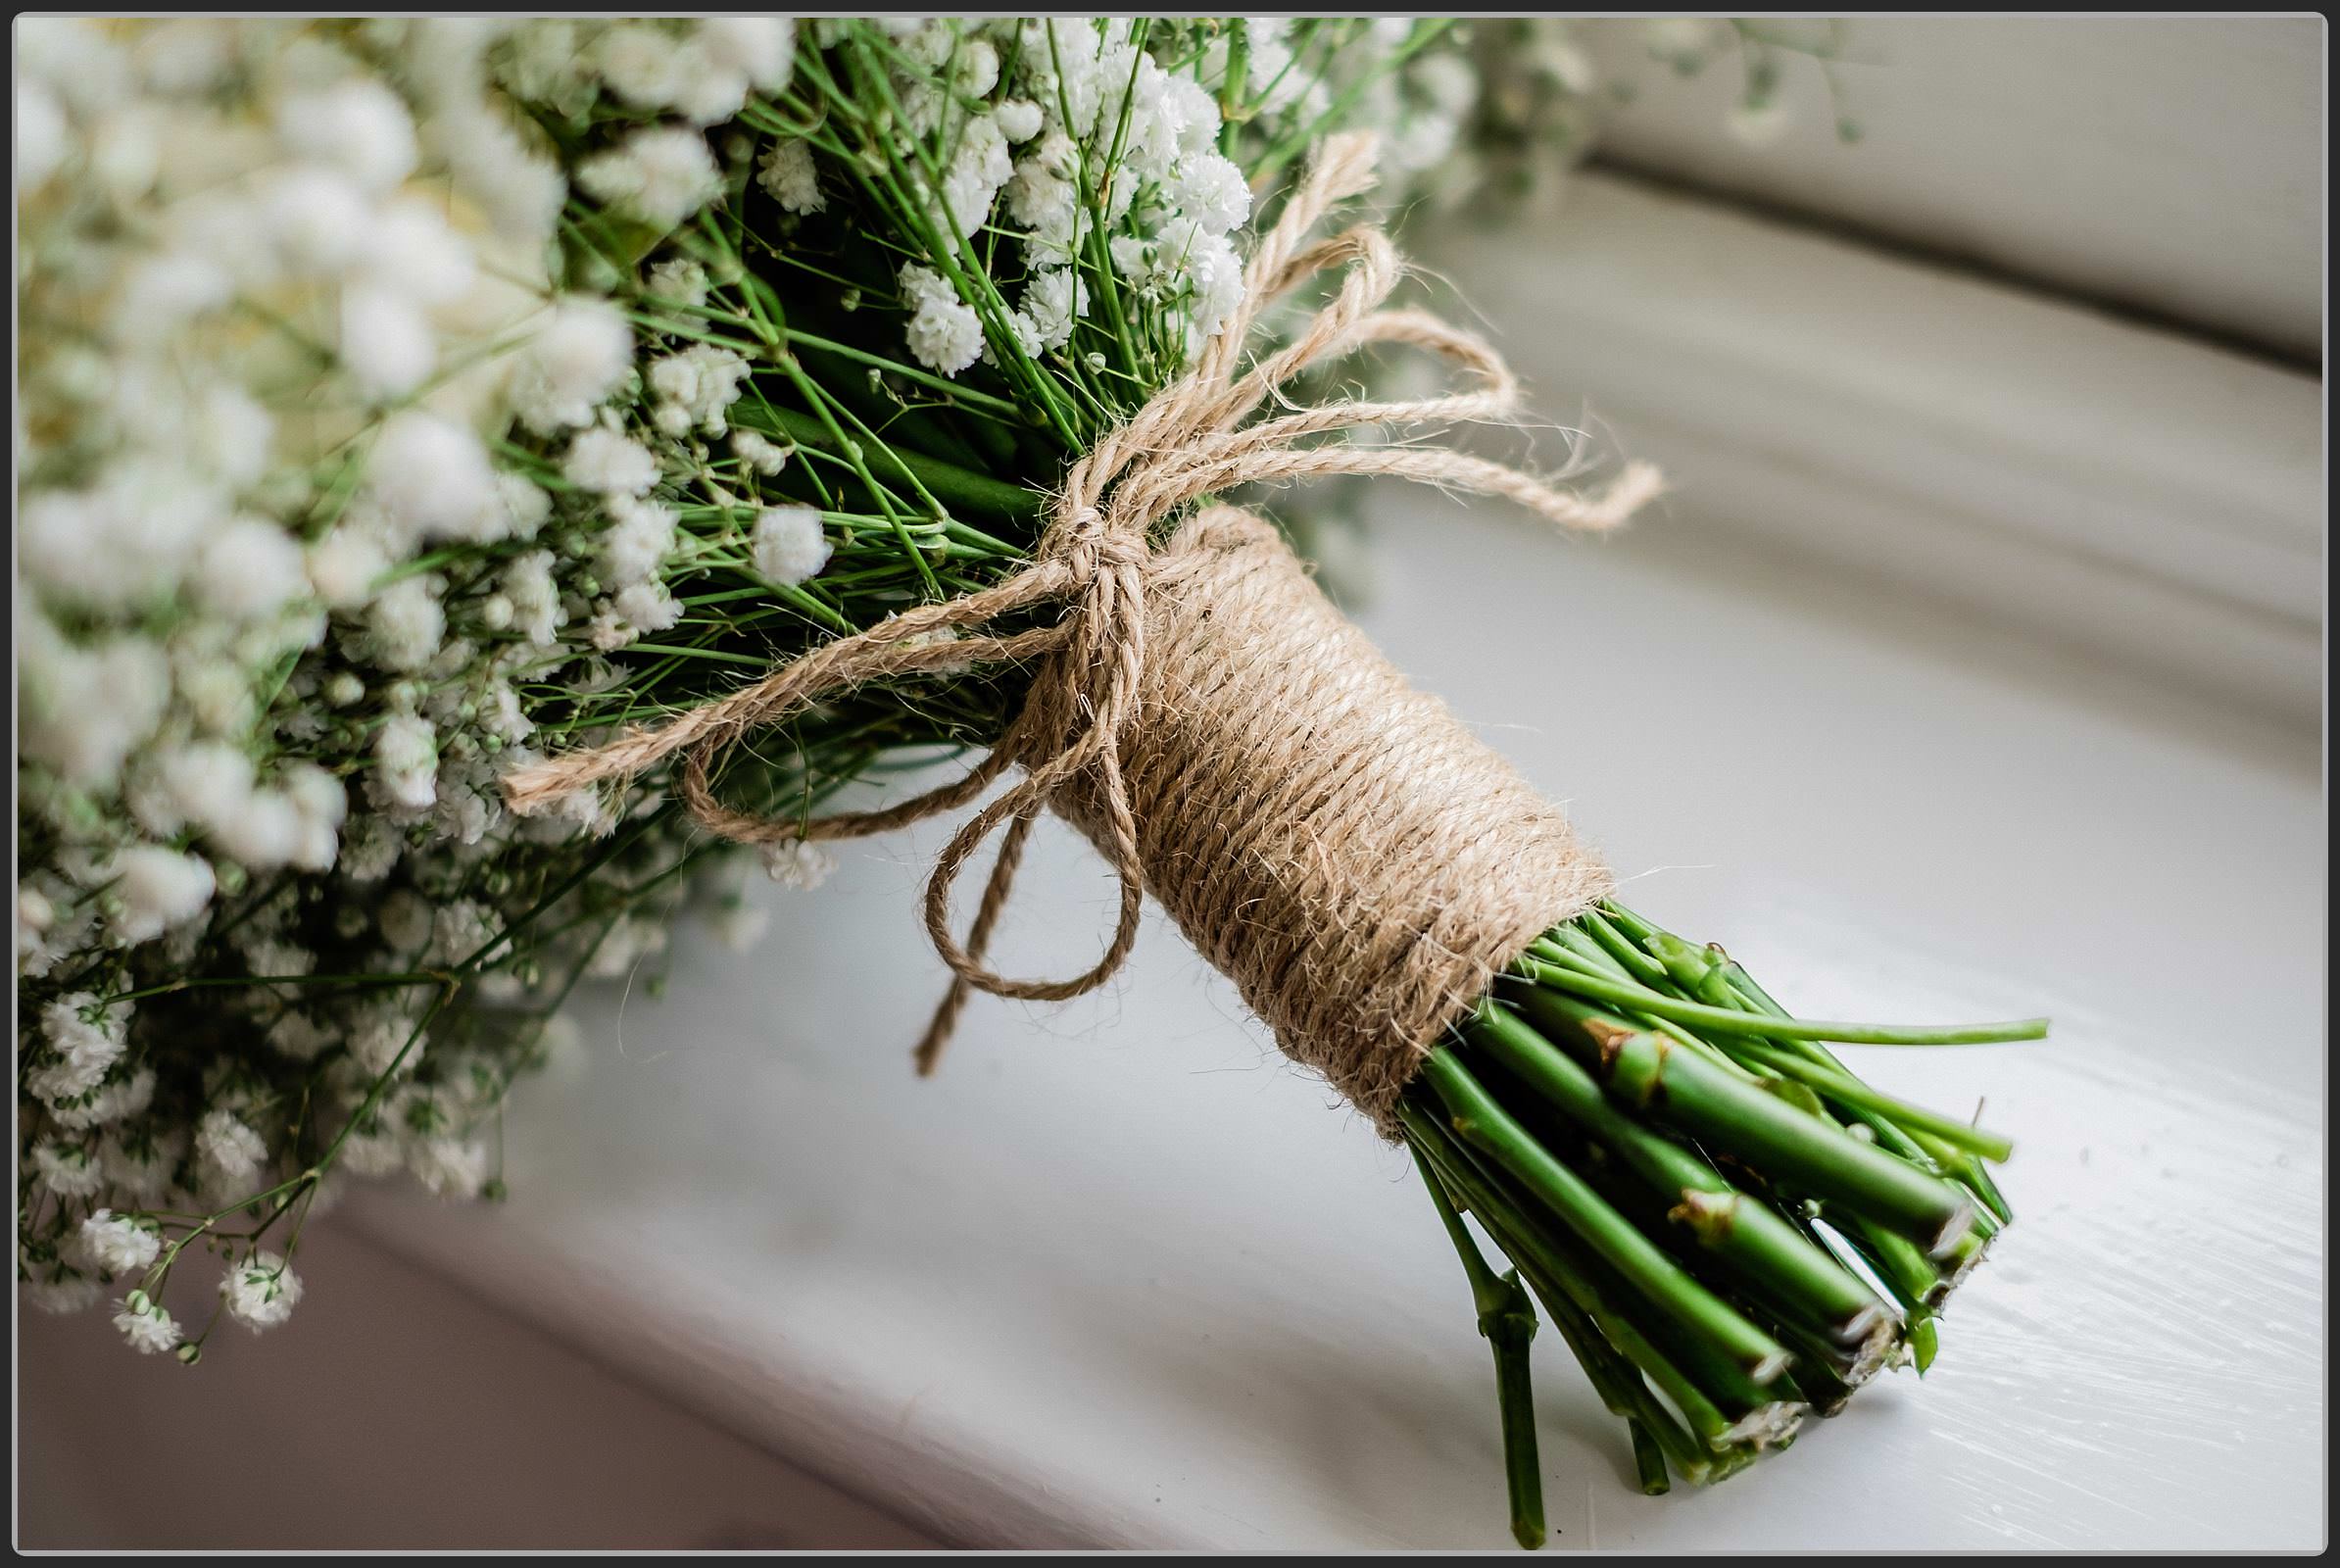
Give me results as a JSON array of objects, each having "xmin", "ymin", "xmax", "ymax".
[
  {"xmin": 20, "ymin": 176, "xmax": 2324, "ymax": 1551},
  {"xmin": 1431, "ymin": 172, "xmax": 2322, "ymax": 733}
]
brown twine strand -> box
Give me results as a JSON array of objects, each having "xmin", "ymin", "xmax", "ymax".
[{"xmin": 502, "ymin": 132, "xmax": 1658, "ymax": 1115}]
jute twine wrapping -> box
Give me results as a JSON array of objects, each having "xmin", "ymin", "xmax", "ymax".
[
  {"xmin": 503, "ymin": 132, "xmax": 1656, "ymax": 1133},
  {"xmin": 1040, "ymin": 503, "xmax": 1611, "ymax": 1128}
]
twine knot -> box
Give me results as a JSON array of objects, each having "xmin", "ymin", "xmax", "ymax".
[{"xmin": 501, "ymin": 131, "xmax": 1660, "ymax": 1088}]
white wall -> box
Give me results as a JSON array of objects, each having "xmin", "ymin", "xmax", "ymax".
[{"xmin": 1582, "ymin": 17, "xmax": 2323, "ymax": 358}]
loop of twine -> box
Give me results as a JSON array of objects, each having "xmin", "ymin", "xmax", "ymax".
[{"xmin": 502, "ymin": 131, "xmax": 1661, "ymax": 1079}]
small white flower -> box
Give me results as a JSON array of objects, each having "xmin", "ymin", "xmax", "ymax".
[
  {"xmin": 148, "ymin": 755, "xmax": 242, "ymax": 861},
  {"xmin": 647, "ymin": 344, "xmax": 752, "ymax": 436},
  {"xmin": 996, "ymin": 98, "xmax": 1044, "ymax": 144},
  {"xmin": 107, "ymin": 846, "xmax": 216, "ymax": 945},
  {"xmin": 577, "ymin": 125, "xmax": 722, "ymax": 228},
  {"xmin": 597, "ymin": 495, "xmax": 678, "ymax": 590},
  {"xmin": 262, "ymin": 165, "xmax": 374, "ymax": 276},
  {"xmin": 280, "ymin": 762, "xmax": 349, "ymax": 871},
  {"xmin": 336, "ymin": 811, "xmax": 403, "ymax": 882},
  {"xmin": 751, "ymin": 505, "xmax": 831, "ymax": 587},
  {"xmin": 487, "ymin": 470, "xmax": 553, "ymax": 542},
  {"xmin": 1186, "ymin": 232, "xmax": 1246, "ymax": 339},
  {"xmin": 338, "ymin": 1123, "xmax": 406, "ymax": 1176},
  {"xmin": 759, "ymin": 838, "xmax": 838, "ymax": 891},
  {"xmin": 363, "ymin": 195, "xmax": 478, "ymax": 305},
  {"xmin": 646, "ymin": 257, "xmax": 710, "ymax": 308},
  {"xmin": 24, "ymin": 1273, "xmax": 104, "ymax": 1316},
  {"xmin": 364, "ymin": 574, "xmax": 447, "ymax": 673},
  {"xmin": 595, "ymin": 22, "xmax": 694, "ymax": 111},
  {"xmin": 76, "ymin": 1210, "xmax": 162, "ymax": 1278},
  {"xmin": 502, "ymin": 549, "xmax": 566, "ymax": 645},
  {"xmin": 197, "ymin": 517, "xmax": 310, "ymax": 621},
  {"xmin": 898, "ymin": 264, "xmax": 983, "ymax": 375},
  {"xmin": 195, "ymin": 1107, "xmax": 268, "ymax": 1185},
  {"xmin": 268, "ymin": 1011, "xmax": 332, "ymax": 1061},
  {"xmin": 588, "ymin": 608, "xmax": 640, "ymax": 653},
  {"xmin": 33, "ymin": 1140, "xmax": 106, "ymax": 1199},
  {"xmin": 340, "ymin": 284, "xmax": 437, "ymax": 399},
  {"xmin": 704, "ymin": 17, "xmax": 796, "ymax": 92},
  {"xmin": 373, "ymin": 714, "xmax": 440, "ymax": 812},
  {"xmin": 113, "ymin": 250, "xmax": 236, "ymax": 333},
  {"xmin": 49, "ymin": 1065, "xmax": 156, "ymax": 1133},
  {"xmin": 562, "ymin": 426, "xmax": 659, "ymax": 498},
  {"xmin": 756, "ymin": 138, "xmax": 824, "ymax": 214},
  {"xmin": 114, "ymin": 1296, "xmax": 184, "ymax": 1355},
  {"xmin": 1170, "ymin": 152, "xmax": 1251, "ymax": 236},
  {"xmin": 1018, "ymin": 269, "xmax": 1089, "ymax": 353},
  {"xmin": 40, "ymin": 993, "xmax": 128, "ymax": 1095},
  {"xmin": 368, "ymin": 412, "xmax": 498, "ymax": 543},
  {"xmin": 410, "ymin": 1137, "xmax": 490, "ymax": 1200},
  {"xmin": 730, "ymin": 429, "xmax": 790, "ymax": 476},
  {"xmin": 219, "ymin": 1250, "xmax": 305, "ymax": 1331},
  {"xmin": 18, "ymin": 883, "xmax": 57, "ymax": 959},
  {"xmin": 610, "ymin": 580, "xmax": 682, "ymax": 637},
  {"xmin": 433, "ymin": 98, "xmax": 566, "ymax": 243},
  {"xmin": 510, "ymin": 297, "xmax": 636, "ymax": 436},
  {"xmin": 18, "ymin": 628, "xmax": 173, "ymax": 789},
  {"xmin": 275, "ymin": 76, "xmax": 418, "ymax": 193},
  {"xmin": 307, "ymin": 525, "xmax": 393, "ymax": 609}
]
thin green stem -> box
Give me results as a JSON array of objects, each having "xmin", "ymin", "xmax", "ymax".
[
  {"xmin": 1417, "ymin": 1047, "xmax": 1793, "ymax": 1383},
  {"xmin": 1415, "ymin": 1149, "xmax": 1545, "ymax": 1551},
  {"xmin": 1527, "ymin": 959, "xmax": 2049, "ymax": 1046}
]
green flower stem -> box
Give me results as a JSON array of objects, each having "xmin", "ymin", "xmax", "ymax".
[
  {"xmin": 1709, "ymin": 959, "xmax": 1998, "ymax": 1212},
  {"xmin": 1961, "ymin": 1153, "xmax": 2017, "ymax": 1226},
  {"xmin": 1407, "ymin": 1108, "xmax": 1750, "ymax": 1485},
  {"xmin": 1628, "ymin": 1421, "xmax": 1673, "ymax": 1495},
  {"xmin": 1609, "ymin": 910, "xmax": 2036, "ymax": 1221},
  {"xmin": 1844, "ymin": 1213, "xmax": 1955, "ymax": 1310},
  {"xmin": 1514, "ymin": 987, "xmax": 1978, "ymax": 1258},
  {"xmin": 1579, "ymin": 909, "xmax": 1676, "ymax": 988},
  {"xmin": 1462, "ymin": 1001, "xmax": 1888, "ymax": 1345},
  {"xmin": 1719, "ymin": 1037, "xmax": 2016, "ymax": 1161},
  {"xmin": 1416, "ymin": 1049, "xmax": 1794, "ymax": 1384},
  {"xmin": 1527, "ymin": 959, "xmax": 2049, "ymax": 1047},
  {"xmin": 1415, "ymin": 1149, "xmax": 1546, "ymax": 1551},
  {"xmin": 1403, "ymin": 1102, "xmax": 1764, "ymax": 1446},
  {"xmin": 1906, "ymin": 1312, "xmax": 1942, "ymax": 1373},
  {"xmin": 1776, "ymin": 1348, "xmax": 1855, "ymax": 1417},
  {"xmin": 779, "ymin": 327, "xmax": 1028, "ymax": 421},
  {"xmin": 736, "ymin": 403, "xmax": 1044, "ymax": 528}
]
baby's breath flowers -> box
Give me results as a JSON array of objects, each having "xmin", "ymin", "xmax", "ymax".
[{"xmin": 19, "ymin": 22, "xmax": 1884, "ymax": 1527}]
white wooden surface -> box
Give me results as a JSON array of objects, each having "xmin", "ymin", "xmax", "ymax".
[
  {"xmin": 17, "ymin": 1229, "xmax": 938, "ymax": 1549},
  {"xmin": 301, "ymin": 500, "xmax": 2318, "ymax": 1550},
  {"xmin": 1583, "ymin": 16, "xmax": 2324, "ymax": 357}
]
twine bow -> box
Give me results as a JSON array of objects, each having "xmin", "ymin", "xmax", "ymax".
[{"xmin": 502, "ymin": 132, "xmax": 1661, "ymax": 1073}]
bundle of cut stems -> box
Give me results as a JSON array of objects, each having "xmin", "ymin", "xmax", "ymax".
[{"xmin": 1402, "ymin": 900, "xmax": 2041, "ymax": 1547}]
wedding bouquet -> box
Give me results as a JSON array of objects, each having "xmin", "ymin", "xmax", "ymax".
[{"xmin": 16, "ymin": 17, "xmax": 2035, "ymax": 1545}]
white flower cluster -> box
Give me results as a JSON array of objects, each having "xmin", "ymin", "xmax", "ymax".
[
  {"xmin": 862, "ymin": 18, "xmax": 1261, "ymax": 376},
  {"xmin": 17, "ymin": 19, "xmax": 795, "ymax": 1343}
]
